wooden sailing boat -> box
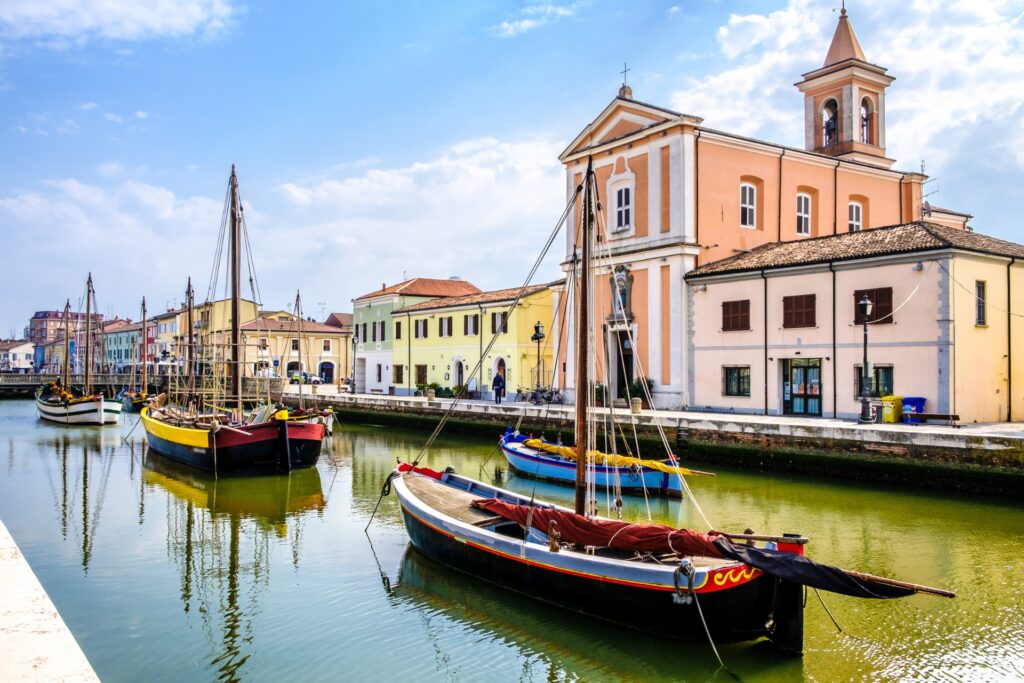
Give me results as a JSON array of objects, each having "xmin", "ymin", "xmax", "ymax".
[
  {"xmin": 388, "ymin": 159, "xmax": 953, "ymax": 655},
  {"xmin": 122, "ymin": 297, "xmax": 149, "ymax": 413},
  {"xmin": 36, "ymin": 277, "xmax": 123, "ymax": 425},
  {"xmin": 141, "ymin": 166, "xmax": 325, "ymax": 474}
]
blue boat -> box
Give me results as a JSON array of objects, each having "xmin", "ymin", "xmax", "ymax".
[{"xmin": 500, "ymin": 430, "xmax": 688, "ymax": 497}]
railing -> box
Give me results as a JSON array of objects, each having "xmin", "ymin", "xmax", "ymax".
[{"xmin": 0, "ymin": 374, "xmax": 167, "ymax": 387}]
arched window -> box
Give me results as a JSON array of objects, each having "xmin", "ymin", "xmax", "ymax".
[
  {"xmin": 740, "ymin": 183, "xmax": 757, "ymax": 228},
  {"xmin": 860, "ymin": 97, "xmax": 872, "ymax": 144},
  {"xmin": 822, "ymin": 99, "xmax": 838, "ymax": 147},
  {"xmin": 848, "ymin": 201, "xmax": 863, "ymax": 232},
  {"xmin": 796, "ymin": 193, "xmax": 811, "ymax": 236}
]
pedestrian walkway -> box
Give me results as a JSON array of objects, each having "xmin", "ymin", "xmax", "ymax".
[{"xmin": 0, "ymin": 520, "xmax": 98, "ymax": 682}]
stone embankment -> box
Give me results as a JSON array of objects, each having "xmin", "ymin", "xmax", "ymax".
[{"xmin": 285, "ymin": 386, "xmax": 1024, "ymax": 498}]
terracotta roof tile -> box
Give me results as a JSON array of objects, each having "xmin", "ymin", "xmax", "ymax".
[
  {"xmin": 353, "ymin": 277, "xmax": 481, "ymax": 301},
  {"xmin": 324, "ymin": 312, "xmax": 353, "ymax": 329},
  {"xmin": 239, "ymin": 317, "xmax": 348, "ymax": 334},
  {"xmin": 686, "ymin": 222, "xmax": 1024, "ymax": 279},
  {"xmin": 394, "ymin": 282, "xmax": 557, "ymax": 314}
]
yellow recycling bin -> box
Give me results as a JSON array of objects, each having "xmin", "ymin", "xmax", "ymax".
[{"xmin": 881, "ymin": 395, "xmax": 903, "ymax": 424}]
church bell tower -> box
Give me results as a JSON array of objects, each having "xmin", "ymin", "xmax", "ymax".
[{"xmin": 795, "ymin": 8, "xmax": 895, "ymax": 168}]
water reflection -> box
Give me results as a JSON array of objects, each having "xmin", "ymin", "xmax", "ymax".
[{"xmin": 143, "ymin": 453, "xmax": 324, "ymax": 682}]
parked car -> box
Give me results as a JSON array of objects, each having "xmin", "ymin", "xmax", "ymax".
[{"xmin": 289, "ymin": 371, "xmax": 323, "ymax": 385}]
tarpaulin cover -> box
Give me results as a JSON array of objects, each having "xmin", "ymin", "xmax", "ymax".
[{"xmin": 471, "ymin": 498, "xmax": 916, "ymax": 599}]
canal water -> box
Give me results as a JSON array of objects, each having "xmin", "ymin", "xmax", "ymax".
[{"xmin": 0, "ymin": 399, "xmax": 1021, "ymax": 682}]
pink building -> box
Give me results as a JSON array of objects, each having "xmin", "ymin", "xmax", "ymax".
[{"xmin": 685, "ymin": 222, "xmax": 1024, "ymax": 423}]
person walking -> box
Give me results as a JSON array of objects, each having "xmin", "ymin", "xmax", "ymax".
[{"xmin": 491, "ymin": 371, "xmax": 505, "ymax": 405}]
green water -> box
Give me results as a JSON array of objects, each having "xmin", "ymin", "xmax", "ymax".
[{"xmin": 0, "ymin": 399, "xmax": 1021, "ymax": 682}]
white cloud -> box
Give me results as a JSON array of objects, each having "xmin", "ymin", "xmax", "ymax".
[
  {"xmin": 0, "ymin": 0, "xmax": 237, "ymax": 44},
  {"xmin": 16, "ymin": 124, "xmax": 27, "ymax": 133},
  {"xmin": 134, "ymin": 110, "xmax": 147, "ymax": 119},
  {"xmin": 56, "ymin": 118, "xmax": 78, "ymax": 134},
  {"xmin": 492, "ymin": 2, "xmax": 585, "ymax": 37},
  {"xmin": 103, "ymin": 112, "xmax": 123, "ymax": 123},
  {"xmin": 76, "ymin": 101, "xmax": 96, "ymax": 110},
  {"xmin": 95, "ymin": 162, "xmax": 123, "ymax": 177},
  {"xmin": 670, "ymin": 0, "xmax": 1024, "ymax": 181}
]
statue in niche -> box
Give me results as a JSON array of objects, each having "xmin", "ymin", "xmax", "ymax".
[{"xmin": 608, "ymin": 266, "xmax": 633, "ymax": 322}]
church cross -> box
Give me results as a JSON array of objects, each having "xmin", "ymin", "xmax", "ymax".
[{"xmin": 620, "ymin": 62, "xmax": 630, "ymax": 86}]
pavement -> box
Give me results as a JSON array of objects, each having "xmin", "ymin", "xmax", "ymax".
[{"xmin": 0, "ymin": 520, "xmax": 98, "ymax": 682}]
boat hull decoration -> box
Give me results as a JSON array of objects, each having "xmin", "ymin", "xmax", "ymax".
[
  {"xmin": 36, "ymin": 392, "xmax": 122, "ymax": 425},
  {"xmin": 141, "ymin": 407, "xmax": 324, "ymax": 474}
]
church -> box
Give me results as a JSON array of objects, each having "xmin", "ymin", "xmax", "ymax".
[{"xmin": 552, "ymin": 8, "xmax": 976, "ymax": 410}]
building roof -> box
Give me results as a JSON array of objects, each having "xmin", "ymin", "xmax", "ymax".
[
  {"xmin": 353, "ymin": 277, "xmax": 481, "ymax": 302},
  {"xmin": 824, "ymin": 8, "xmax": 866, "ymax": 66},
  {"xmin": 324, "ymin": 312, "xmax": 353, "ymax": 329},
  {"xmin": 0, "ymin": 339, "xmax": 31, "ymax": 351},
  {"xmin": 239, "ymin": 316, "xmax": 347, "ymax": 334},
  {"xmin": 101, "ymin": 319, "xmax": 132, "ymax": 333},
  {"xmin": 394, "ymin": 283, "xmax": 554, "ymax": 314},
  {"xmin": 686, "ymin": 222, "xmax": 1024, "ymax": 279}
]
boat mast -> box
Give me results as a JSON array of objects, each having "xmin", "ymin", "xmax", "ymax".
[
  {"xmin": 141, "ymin": 297, "xmax": 148, "ymax": 394},
  {"xmin": 229, "ymin": 166, "xmax": 243, "ymax": 414},
  {"xmin": 574, "ymin": 158, "xmax": 593, "ymax": 516},
  {"xmin": 186, "ymin": 278, "xmax": 195, "ymax": 404},
  {"xmin": 295, "ymin": 291, "xmax": 305, "ymax": 410},
  {"xmin": 61, "ymin": 300, "xmax": 71, "ymax": 388},
  {"xmin": 84, "ymin": 273, "xmax": 94, "ymax": 395}
]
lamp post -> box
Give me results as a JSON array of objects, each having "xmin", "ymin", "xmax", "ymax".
[
  {"xmin": 857, "ymin": 294, "xmax": 874, "ymax": 424},
  {"xmin": 530, "ymin": 321, "xmax": 545, "ymax": 390}
]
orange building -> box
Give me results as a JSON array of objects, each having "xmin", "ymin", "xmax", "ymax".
[{"xmin": 554, "ymin": 9, "xmax": 971, "ymax": 408}]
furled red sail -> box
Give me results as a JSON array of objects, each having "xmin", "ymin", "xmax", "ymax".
[{"xmin": 471, "ymin": 498, "xmax": 920, "ymax": 599}]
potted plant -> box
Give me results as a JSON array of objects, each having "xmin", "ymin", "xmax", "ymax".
[
  {"xmin": 593, "ymin": 383, "xmax": 606, "ymax": 407},
  {"xmin": 627, "ymin": 378, "xmax": 654, "ymax": 408}
]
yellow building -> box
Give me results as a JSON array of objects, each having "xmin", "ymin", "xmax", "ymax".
[
  {"xmin": 392, "ymin": 284, "xmax": 556, "ymax": 399},
  {"xmin": 240, "ymin": 312, "xmax": 351, "ymax": 384}
]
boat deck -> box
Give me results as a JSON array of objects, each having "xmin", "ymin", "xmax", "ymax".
[{"xmin": 403, "ymin": 473, "xmax": 734, "ymax": 568}]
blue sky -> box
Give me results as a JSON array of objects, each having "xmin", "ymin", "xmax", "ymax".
[{"xmin": 2, "ymin": 0, "xmax": 1022, "ymax": 334}]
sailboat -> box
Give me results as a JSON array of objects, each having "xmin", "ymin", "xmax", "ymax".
[
  {"xmin": 121, "ymin": 297, "xmax": 149, "ymax": 413},
  {"xmin": 387, "ymin": 158, "xmax": 953, "ymax": 654},
  {"xmin": 36, "ymin": 278, "xmax": 123, "ymax": 425},
  {"xmin": 141, "ymin": 166, "xmax": 325, "ymax": 474}
]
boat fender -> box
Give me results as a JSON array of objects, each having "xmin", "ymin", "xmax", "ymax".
[{"xmin": 673, "ymin": 559, "xmax": 695, "ymax": 605}]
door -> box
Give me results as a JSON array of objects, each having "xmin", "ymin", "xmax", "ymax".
[
  {"xmin": 615, "ymin": 330, "xmax": 634, "ymax": 399},
  {"xmin": 319, "ymin": 362, "xmax": 334, "ymax": 383},
  {"xmin": 783, "ymin": 359, "xmax": 822, "ymax": 416},
  {"xmin": 453, "ymin": 360, "xmax": 464, "ymax": 386}
]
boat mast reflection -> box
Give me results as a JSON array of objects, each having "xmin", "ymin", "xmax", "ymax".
[{"xmin": 143, "ymin": 452, "xmax": 324, "ymax": 682}]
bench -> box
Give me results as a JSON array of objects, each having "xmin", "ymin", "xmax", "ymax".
[{"xmin": 908, "ymin": 413, "xmax": 960, "ymax": 427}]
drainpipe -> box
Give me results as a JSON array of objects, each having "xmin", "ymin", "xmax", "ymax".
[
  {"xmin": 833, "ymin": 161, "xmax": 840, "ymax": 234},
  {"xmin": 406, "ymin": 312, "xmax": 412, "ymax": 395},
  {"xmin": 1009, "ymin": 257, "xmax": 1015, "ymax": 421},
  {"xmin": 898, "ymin": 173, "xmax": 906, "ymax": 223},
  {"xmin": 777, "ymin": 149, "xmax": 785, "ymax": 243},
  {"xmin": 478, "ymin": 303, "xmax": 485, "ymax": 394},
  {"xmin": 761, "ymin": 269, "xmax": 769, "ymax": 415},
  {"xmin": 829, "ymin": 261, "xmax": 838, "ymax": 418}
]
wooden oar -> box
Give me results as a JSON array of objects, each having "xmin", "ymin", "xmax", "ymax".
[{"xmin": 841, "ymin": 569, "xmax": 956, "ymax": 599}]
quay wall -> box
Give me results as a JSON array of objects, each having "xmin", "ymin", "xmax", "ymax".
[{"xmin": 288, "ymin": 393, "xmax": 1024, "ymax": 498}]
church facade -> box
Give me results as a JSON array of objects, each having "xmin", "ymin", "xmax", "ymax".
[{"xmin": 553, "ymin": 8, "xmax": 970, "ymax": 409}]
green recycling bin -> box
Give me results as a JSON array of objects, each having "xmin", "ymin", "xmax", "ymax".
[{"xmin": 881, "ymin": 395, "xmax": 903, "ymax": 424}]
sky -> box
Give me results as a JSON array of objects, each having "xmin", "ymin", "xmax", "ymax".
[{"xmin": 2, "ymin": 0, "xmax": 1023, "ymax": 335}]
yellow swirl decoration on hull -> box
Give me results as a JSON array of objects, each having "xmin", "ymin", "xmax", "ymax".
[{"xmin": 711, "ymin": 566, "xmax": 760, "ymax": 588}]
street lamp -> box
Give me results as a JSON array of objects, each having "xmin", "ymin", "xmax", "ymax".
[
  {"xmin": 857, "ymin": 294, "xmax": 874, "ymax": 424},
  {"xmin": 531, "ymin": 321, "xmax": 546, "ymax": 390}
]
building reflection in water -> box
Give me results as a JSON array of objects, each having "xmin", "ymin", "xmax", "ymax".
[{"xmin": 143, "ymin": 451, "xmax": 325, "ymax": 683}]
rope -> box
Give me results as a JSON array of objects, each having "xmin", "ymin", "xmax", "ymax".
[{"xmin": 938, "ymin": 260, "xmax": 1024, "ymax": 318}]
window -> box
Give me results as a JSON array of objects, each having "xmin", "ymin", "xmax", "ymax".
[
  {"xmin": 323, "ymin": 339, "xmax": 331, "ymax": 352},
  {"xmin": 722, "ymin": 366, "xmax": 751, "ymax": 396},
  {"xmin": 823, "ymin": 99, "xmax": 838, "ymax": 147},
  {"xmin": 394, "ymin": 364, "xmax": 404, "ymax": 384},
  {"xmin": 361, "ymin": 323, "xmax": 368, "ymax": 342},
  {"xmin": 860, "ymin": 97, "xmax": 872, "ymax": 144},
  {"xmin": 376, "ymin": 364, "xmax": 382, "ymax": 383},
  {"xmin": 740, "ymin": 183, "xmax": 756, "ymax": 228},
  {"xmin": 378, "ymin": 321, "xmax": 386, "ymax": 342},
  {"xmin": 722, "ymin": 300, "xmax": 750, "ymax": 331},
  {"xmin": 615, "ymin": 186, "xmax": 631, "ymax": 231},
  {"xmin": 438, "ymin": 316, "xmax": 453, "ymax": 337},
  {"xmin": 464, "ymin": 314, "xmax": 479, "ymax": 335},
  {"xmin": 783, "ymin": 294, "xmax": 816, "ymax": 328},
  {"xmin": 853, "ymin": 288, "xmax": 894, "ymax": 325},
  {"xmin": 414, "ymin": 319, "xmax": 428, "ymax": 339},
  {"xmin": 491, "ymin": 311, "xmax": 508, "ymax": 334},
  {"xmin": 258, "ymin": 337, "xmax": 268, "ymax": 350},
  {"xmin": 976, "ymin": 281, "xmax": 987, "ymax": 325},
  {"xmin": 371, "ymin": 322, "xmax": 378, "ymax": 342},
  {"xmin": 796, "ymin": 193, "xmax": 811, "ymax": 236},
  {"xmin": 395, "ymin": 321, "xmax": 402, "ymax": 340},
  {"xmin": 848, "ymin": 202, "xmax": 863, "ymax": 232},
  {"xmin": 855, "ymin": 364, "xmax": 893, "ymax": 398},
  {"xmin": 415, "ymin": 364, "xmax": 428, "ymax": 385},
  {"xmin": 291, "ymin": 339, "xmax": 300, "ymax": 351}
]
